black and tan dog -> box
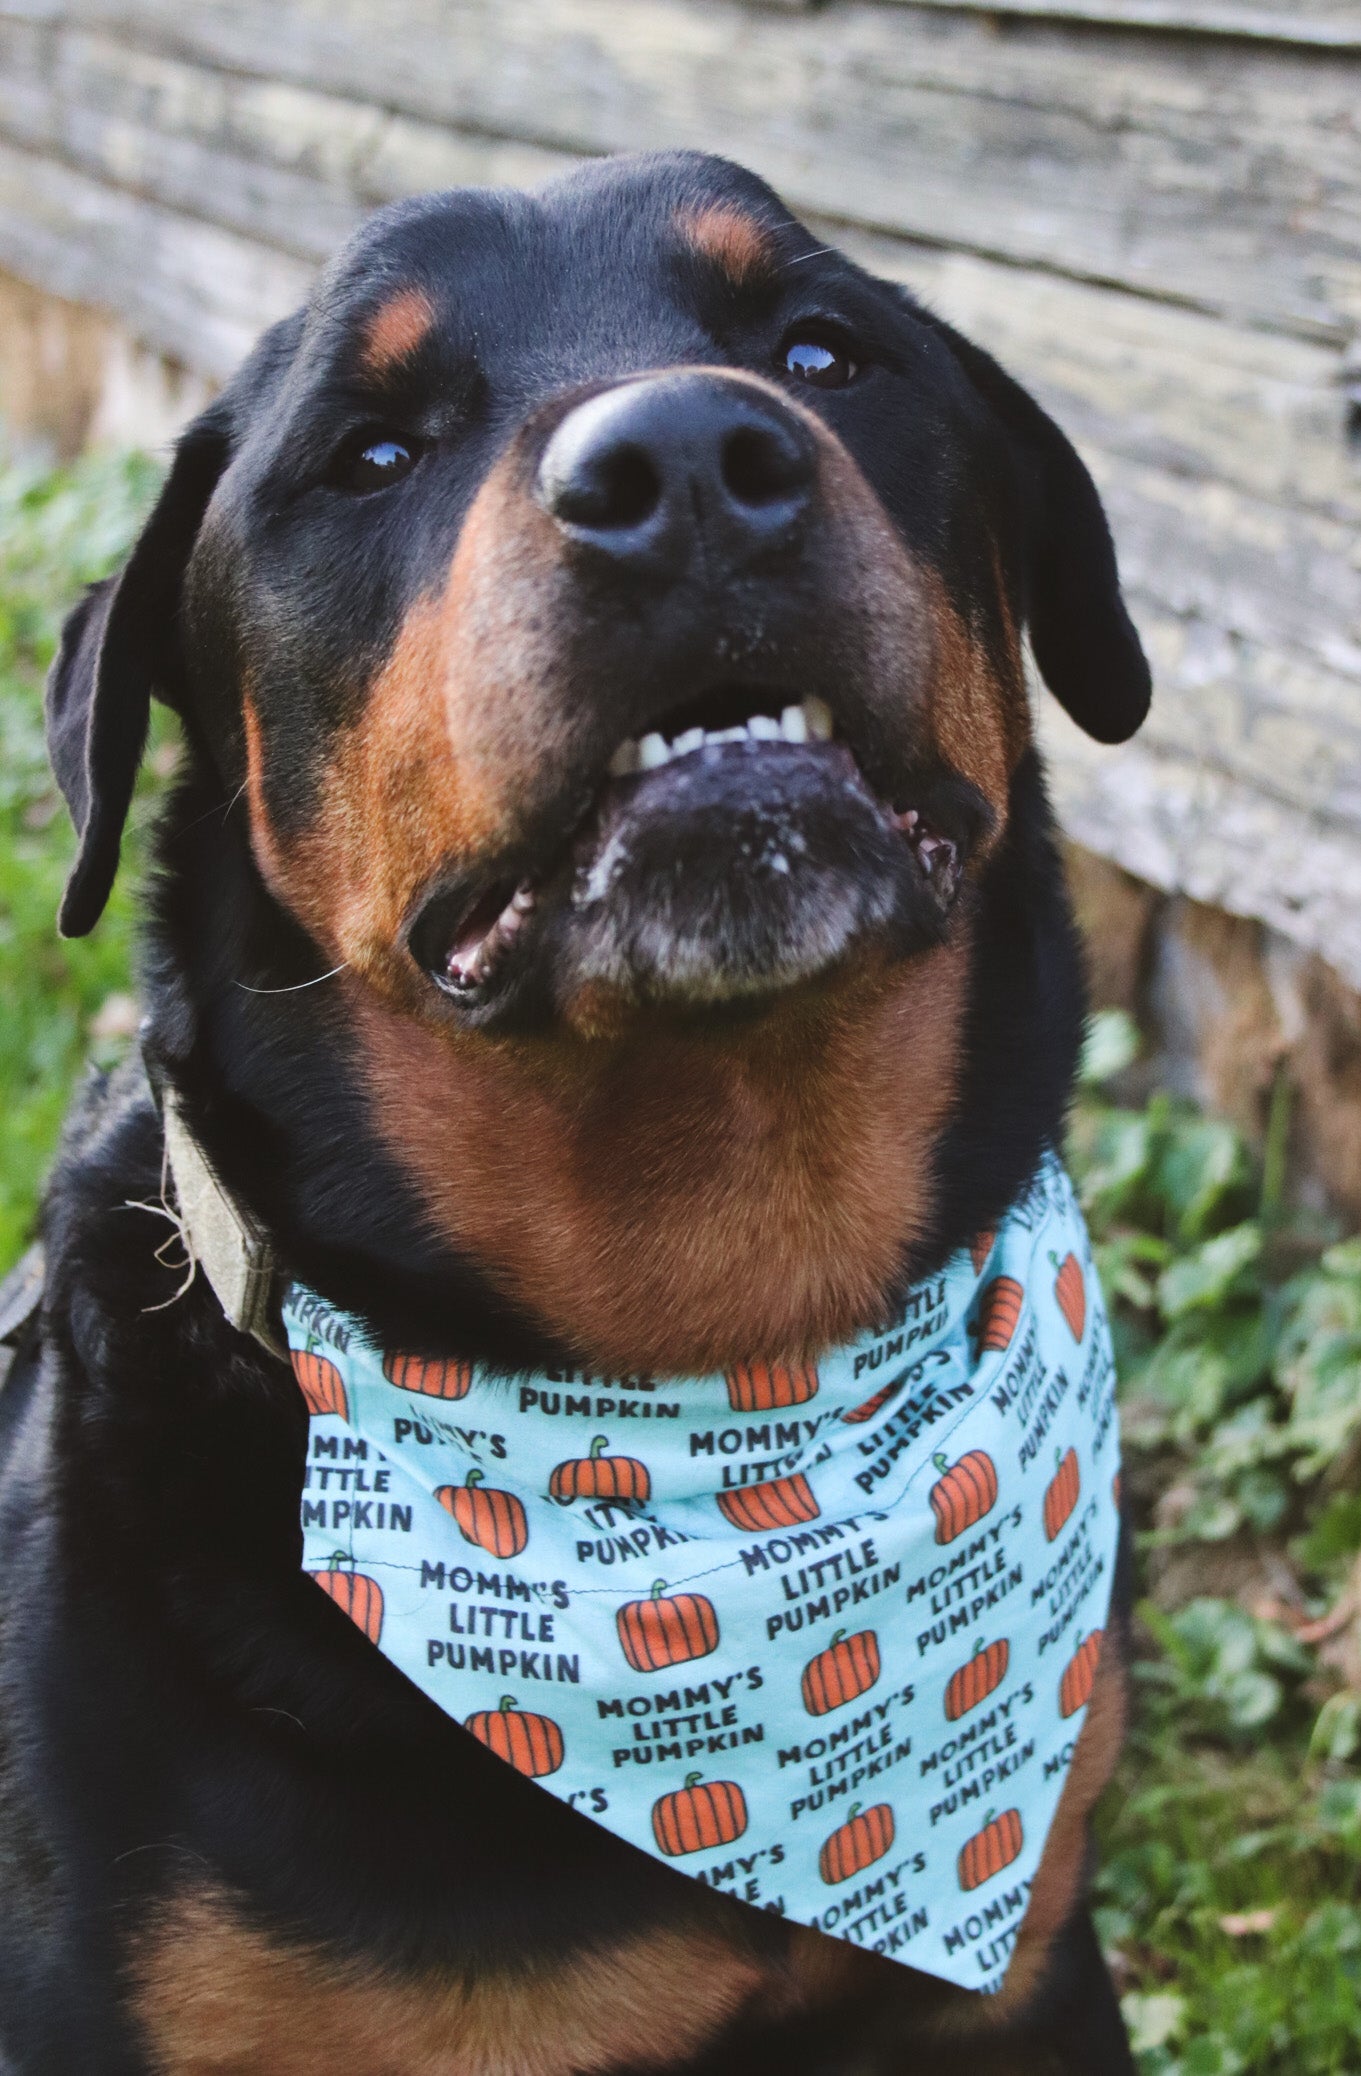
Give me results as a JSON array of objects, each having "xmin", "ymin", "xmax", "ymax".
[{"xmin": 0, "ymin": 152, "xmax": 1148, "ymax": 2073}]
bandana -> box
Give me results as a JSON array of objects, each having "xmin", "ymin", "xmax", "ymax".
[{"xmin": 285, "ymin": 1150, "xmax": 1118, "ymax": 1994}]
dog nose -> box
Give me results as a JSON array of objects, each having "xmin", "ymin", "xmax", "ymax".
[{"xmin": 536, "ymin": 373, "xmax": 814, "ymax": 576}]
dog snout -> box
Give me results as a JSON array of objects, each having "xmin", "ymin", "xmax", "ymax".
[{"xmin": 535, "ymin": 372, "xmax": 815, "ymax": 578}]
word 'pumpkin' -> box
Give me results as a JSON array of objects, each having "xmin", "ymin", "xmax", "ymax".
[
  {"xmin": 944, "ymin": 1637, "xmax": 1009, "ymax": 1722},
  {"xmin": 310, "ymin": 1564, "xmax": 384, "ymax": 1645},
  {"xmin": 801, "ymin": 1629, "xmax": 881, "ymax": 1716},
  {"xmin": 1044, "ymin": 1447, "xmax": 1081, "ymax": 1542},
  {"xmin": 549, "ymin": 1436, "xmax": 651, "ymax": 1504},
  {"xmin": 819, "ymin": 1802, "xmax": 896, "ymax": 1885},
  {"xmin": 292, "ymin": 1338, "xmax": 347, "ymax": 1421},
  {"xmin": 958, "ymin": 1808, "xmax": 1023, "ymax": 1891},
  {"xmin": 1059, "ymin": 1630, "xmax": 1103, "ymax": 1718},
  {"xmin": 976, "ymin": 1276, "xmax": 1024, "ymax": 1353},
  {"xmin": 726, "ymin": 1360, "xmax": 819, "ymax": 1412},
  {"xmin": 929, "ymin": 1450, "xmax": 998, "ymax": 1544},
  {"xmin": 438, "ymin": 1469, "xmax": 528, "ymax": 1559},
  {"xmin": 382, "ymin": 1349, "xmax": 473, "ymax": 1399},
  {"xmin": 465, "ymin": 1696, "xmax": 564, "ymax": 1778},
  {"xmin": 716, "ymin": 1472, "xmax": 820, "ymax": 1533},
  {"xmin": 617, "ymin": 1582, "xmax": 720, "ymax": 1672},
  {"xmin": 652, "ymin": 1773, "xmax": 748, "ymax": 1856}
]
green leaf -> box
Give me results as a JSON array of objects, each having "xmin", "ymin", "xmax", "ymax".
[{"xmin": 1158, "ymin": 1224, "xmax": 1262, "ymax": 1323}]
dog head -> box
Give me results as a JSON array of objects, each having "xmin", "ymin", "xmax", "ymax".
[{"xmin": 47, "ymin": 151, "xmax": 1148, "ymax": 1368}]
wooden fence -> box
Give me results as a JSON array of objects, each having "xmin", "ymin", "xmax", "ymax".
[{"xmin": 1, "ymin": 0, "xmax": 1358, "ymax": 982}]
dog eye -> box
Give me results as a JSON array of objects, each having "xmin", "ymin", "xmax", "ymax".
[
  {"xmin": 782, "ymin": 338, "xmax": 858, "ymax": 389},
  {"xmin": 327, "ymin": 431, "xmax": 424, "ymax": 494}
]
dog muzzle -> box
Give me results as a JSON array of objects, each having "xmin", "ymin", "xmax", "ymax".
[{"xmin": 284, "ymin": 1150, "xmax": 1119, "ymax": 1994}]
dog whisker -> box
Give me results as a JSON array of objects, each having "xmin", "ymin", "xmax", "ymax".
[{"xmin": 235, "ymin": 961, "xmax": 349, "ymax": 996}]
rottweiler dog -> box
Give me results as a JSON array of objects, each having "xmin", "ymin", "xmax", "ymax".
[{"xmin": 0, "ymin": 151, "xmax": 1148, "ymax": 2073}]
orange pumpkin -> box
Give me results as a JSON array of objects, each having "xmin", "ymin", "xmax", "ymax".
[
  {"xmin": 716, "ymin": 1472, "xmax": 820, "ymax": 1533},
  {"xmin": 1044, "ymin": 1447, "xmax": 1081, "ymax": 1542},
  {"xmin": 617, "ymin": 1581, "xmax": 719, "ymax": 1673},
  {"xmin": 1059, "ymin": 1630, "xmax": 1104, "ymax": 1718},
  {"xmin": 464, "ymin": 1695, "xmax": 564, "ymax": 1778},
  {"xmin": 929, "ymin": 1450, "xmax": 998, "ymax": 1544},
  {"xmin": 292, "ymin": 1337, "xmax": 348, "ymax": 1421},
  {"xmin": 944, "ymin": 1637, "xmax": 1010, "ymax": 1721},
  {"xmin": 976, "ymin": 1276, "xmax": 1024, "ymax": 1353},
  {"xmin": 1051, "ymin": 1251, "xmax": 1086, "ymax": 1343},
  {"xmin": 842, "ymin": 1377, "xmax": 902, "ymax": 1426},
  {"xmin": 652, "ymin": 1772, "xmax": 748, "ymax": 1856},
  {"xmin": 382, "ymin": 1349, "xmax": 473, "ymax": 1400},
  {"xmin": 970, "ymin": 1229, "xmax": 997, "ymax": 1274},
  {"xmin": 801, "ymin": 1629, "xmax": 881, "ymax": 1716},
  {"xmin": 818, "ymin": 1802, "xmax": 895, "ymax": 1885},
  {"xmin": 958, "ymin": 1807, "xmax": 1023, "ymax": 1891},
  {"xmin": 549, "ymin": 1435, "xmax": 651, "ymax": 1505},
  {"xmin": 437, "ymin": 1469, "xmax": 528, "ymax": 1558},
  {"xmin": 726, "ymin": 1360, "xmax": 819, "ymax": 1412},
  {"xmin": 310, "ymin": 1562, "xmax": 384, "ymax": 1644}
]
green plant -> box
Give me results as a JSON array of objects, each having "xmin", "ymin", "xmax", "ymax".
[
  {"xmin": 0, "ymin": 446, "xmax": 170, "ymax": 1264},
  {"xmin": 1073, "ymin": 1013, "xmax": 1361, "ymax": 2071}
]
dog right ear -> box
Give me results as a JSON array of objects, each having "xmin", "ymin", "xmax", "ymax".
[{"xmin": 45, "ymin": 414, "xmax": 232, "ymax": 938}]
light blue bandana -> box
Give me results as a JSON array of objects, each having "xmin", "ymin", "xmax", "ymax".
[{"xmin": 285, "ymin": 1150, "xmax": 1118, "ymax": 1994}]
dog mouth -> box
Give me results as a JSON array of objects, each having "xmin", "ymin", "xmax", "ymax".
[{"xmin": 409, "ymin": 683, "xmax": 972, "ymax": 1010}]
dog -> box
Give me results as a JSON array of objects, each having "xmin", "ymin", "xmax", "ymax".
[{"xmin": 0, "ymin": 150, "xmax": 1148, "ymax": 2073}]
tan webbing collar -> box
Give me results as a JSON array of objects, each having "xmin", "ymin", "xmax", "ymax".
[{"xmin": 161, "ymin": 1087, "xmax": 288, "ymax": 1360}]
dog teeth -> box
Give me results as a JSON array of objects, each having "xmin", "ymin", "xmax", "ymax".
[
  {"xmin": 611, "ymin": 698, "xmax": 835, "ymax": 774},
  {"xmin": 804, "ymin": 697, "xmax": 834, "ymax": 743}
]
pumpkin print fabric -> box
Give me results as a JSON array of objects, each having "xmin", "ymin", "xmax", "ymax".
[{"xmin": 286, "ymin": 1149, "xmax": 1119, "ymax": 1997}]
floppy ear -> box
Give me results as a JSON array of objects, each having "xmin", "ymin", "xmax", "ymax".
[
  {"xmin": 941, "ymin": 324, "xmax": 1151, "ymax": 745},
  {"xmin": 45, "ymin": 416, "xmax": 230, "ymax": 937}
]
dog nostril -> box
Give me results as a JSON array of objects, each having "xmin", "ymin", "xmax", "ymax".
[
  {"xmin": 542, "ymin": 434, "xmax": 663, "ymax": 533},
  {"xmin": 721, "ymin": 422, "xmax": 811, "ymax": 509}
]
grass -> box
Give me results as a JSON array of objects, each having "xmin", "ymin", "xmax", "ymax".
[{"xmin": 1, "ymin": 448, "xmax": 1359, "ymax": 2067}]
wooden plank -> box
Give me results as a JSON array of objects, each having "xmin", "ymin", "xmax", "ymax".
[
  {"xmin": 887, "ymin": 0, "xmax": 1361, "ymax": 52},
  {"xmin": 0, "ymin": 25, "xmax": 576, "ymax": 265},
  {"xmin": 52, "ymin": 0, "xmax": 1361, "ymax": 343},
  {"xmin": 0, "ymin": 138, "xmax": 311, "ymax": 375},
  {"xmin": 1040, "ymin": 711, "xmax": 1361, "ymax": 990}
]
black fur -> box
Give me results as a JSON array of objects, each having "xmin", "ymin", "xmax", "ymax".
[{"xmin": 1, "ymin": 151, "xmax": 1144, "ymax": 2072}]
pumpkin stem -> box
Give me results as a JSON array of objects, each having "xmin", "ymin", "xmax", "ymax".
[
  {"xmin": 847, "ymin": 1803, "xmax": 861, "ymax": 1819},
  {"xmin": 932, "ymin": 1452, "xmax": 948, "ymax": 1473},
  {"xmin": 499, "ymin": 1696, "xmax": 518, "ymax": 1713},
  {"xmin": 1049, "ymin": 1250, "xmax": 1060, "ymax": 1269},
  {"xmin": 684, "ymin": 1771, "xmax": 703, "ymax": 1788},
  {"xmin": 590, "ymin": 1436, "xmax": 609, "ymax": 1459},
  {"xmin": 466, "ymin": 1468, "xmax": 485, "ymax": 1490},
  {"xmin": 329, "ymin": 1550, "xmax": 351, "ymax": 1569},
  {"xmin": 973, "ymin": 1637, "xmax": 985, "ymax": 1656},
  {"xmin": 651, "ymin": 1581, "xmax": 668, "ymax": 1600}
]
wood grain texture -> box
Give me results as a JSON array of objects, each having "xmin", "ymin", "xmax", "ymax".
[
  {"xmin": 884, "ymin": 0, "xmax": 1361, "ymax": 50},
  {"xmin": 37, "ymin": 0, "xmax": 1361, "ymax": 340},
  {"xmin": 0, "ymin": 0, "xmax": 1358, "ymax": 968}
]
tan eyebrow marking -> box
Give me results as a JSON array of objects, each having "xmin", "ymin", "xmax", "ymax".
[
  {"xmin": 675, "ymin": 205, "xmax": 778, "ymax": 291},
  {"xmin": 360, "ymin": 288, "xmax": 437, "ymax": 373}
]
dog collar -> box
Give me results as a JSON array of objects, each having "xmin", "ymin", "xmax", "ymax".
[{"xmin": 283, "ymin": 1152, "xmax": 1120, "ymax": 1995}]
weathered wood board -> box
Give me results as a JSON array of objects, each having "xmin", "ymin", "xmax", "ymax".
[{"xmin": 0, "ymin": 0, "xmax": 1358, "ymax": 981}]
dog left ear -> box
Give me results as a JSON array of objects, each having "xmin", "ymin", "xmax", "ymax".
[
  {"xmin": 45, "ymin": 415, "xmax": 230, "ymax": 938},
  {"xmin": 939, "ymin": 321, "xmax": 1151, "ymax": 746}
]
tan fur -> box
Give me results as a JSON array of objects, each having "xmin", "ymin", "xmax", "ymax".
[
  {"xmin": 360, "ymin": 288, "xmax": 436, "ymax": 373},
  {"xmin": 128, "ymin": 1885, "xmax": 770, "ymax": 2076},
  {"xmin": 675, "ymin": 205, "xmax": 778, "ymax": 290},
  {"xmin": 356, "ymin": 938, "xmax": 970, "ymax": 1373}
]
